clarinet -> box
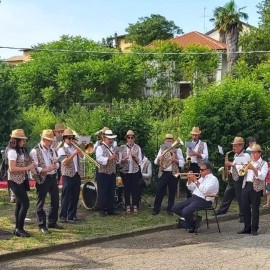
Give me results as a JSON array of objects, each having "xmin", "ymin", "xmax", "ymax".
[{"xmin": 23, "ymin": 148, "xmax": 43, "ymax": 183}]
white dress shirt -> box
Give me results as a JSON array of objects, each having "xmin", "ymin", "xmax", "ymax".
[
  {"xmin": 187, "ymin": 173, "xmax": 219, "ymax": 202},
  {"xmin": 186, "ymin": 140, "xmax": 208, "ymax": 163},
  {"xmin": 58, "ymin": 143, "xmax": 79, "ymax": 172},
  {"xmin": 96, "ymin": 143, "xmax": 114, "ymax": 165},
  {"xmin": 154, "ymin": 148, "xmax": 184, "ymax": 171},
  {"xmin": 246, "ymin": 157, "xmax": 268, "ymax": 182}
]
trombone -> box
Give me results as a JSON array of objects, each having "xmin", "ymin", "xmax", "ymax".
[{"xmin": 71, "ymin": 142, "xmax": 100, "ymax": 169}]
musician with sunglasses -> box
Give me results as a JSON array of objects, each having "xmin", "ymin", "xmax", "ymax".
[
  {"xmin": 119, "ymin": 130, "xmax": 142, "ymax": 214},
  {"xmin": 30, "ymin": 130, "xmax": 62, "ymax": 234},
  {"xmin": 57, "ymin": 129, "xmax": 83, "ymax": 222}
]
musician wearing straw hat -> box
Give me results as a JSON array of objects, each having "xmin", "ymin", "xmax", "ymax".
[
  {"xmin": 238, "ymin": 144, "xmax": 268, "ymax": 236},
  {"xmin": 216, "ymin": 136, "xmax": 250, "ymax": 223},
  {"xmin": 119, "ymin": 130, "xmax": 142, "ymax": 214},
  {"xmin": 185, "ymin": 127, "xmax": 208, "ymax": 198},
  {"xmin": 30, "ymin": 130, "xmax": 62, "ymax": 234},
  {"xmin": 7, "ymin": 129, "xmax": 35, "ymax": 237},
  {"xmin": 152, "ymin": 133, "xmax": 184, "ymax": 216},
  {"xmin": 96, "ymin": 129, "xmax": 118, "ymax": 216},
  {"xmin": 52, "ymin": 123, "xmax": 65, "ymax": 151},
  {"xmin": 57, "ymin": 129, "xmax": 84, "ymax": 222},
  {"xmin": 94, "ymin": 127, "xmax": 117, "ymax": 151}
]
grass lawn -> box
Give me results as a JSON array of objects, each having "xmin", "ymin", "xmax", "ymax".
[{"xmin": 0, "ymin": 185, "xmax": 256, "ymax": 256}]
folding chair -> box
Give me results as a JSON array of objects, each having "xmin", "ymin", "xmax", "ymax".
[{"xmin": 195, "ymin": 194, "xmax": 221, "ymax": 234}]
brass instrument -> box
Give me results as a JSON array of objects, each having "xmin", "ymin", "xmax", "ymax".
[
  {"xmin": 219, "ymin": 150, "xmax": 234, "ymax": 182},
  {"xmin": 174, "ymin": 172, "xmax": 201, "ymax": 178},
  {"xmin": 159, "ymin": 137, "xmax": 184, "ymax": 169},
  {"xmin": 238, "ymin": 161, "xmax": 252, "ymax": 176},
  {"xmin": 71, "ymin": 142, "xmax": 100, "ymax": 169}
]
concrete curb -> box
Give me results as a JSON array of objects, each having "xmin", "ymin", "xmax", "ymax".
[{"xmin": 0, "ymin": 208, "xmax": 269, "ymax": 262}]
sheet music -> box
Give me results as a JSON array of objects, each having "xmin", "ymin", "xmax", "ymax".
[
  {"xmin": 77, "ymin": 136, "xmax": 91, "ymax": 145},
  {"xmin": 185, "ymin": 141, "xmax": 196, "ymax": 149},
  {"xmin": 218, "ymin": 145, "xmax": 224, "ymax": 155}
]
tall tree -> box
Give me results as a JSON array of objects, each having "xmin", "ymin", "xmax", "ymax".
[
  {"xmin": 210, "ymin": 0, "xmax": 248, "ymax": 73},
  {"xmin": 125, "ymin": 14, "xmax": 183, "ymax": 46}
]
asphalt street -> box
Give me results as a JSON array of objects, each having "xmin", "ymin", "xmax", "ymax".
[{"xmin": 1, "ymin": 215, "xmax": 270, "ymax": 270}]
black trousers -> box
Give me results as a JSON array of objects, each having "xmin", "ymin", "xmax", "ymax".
[
  {"xmin": 60, "ymin": 173, "xmax": 81, "ymax": 220},
  {"xmin": 217, "ymin": 177, "xmax": 244, "ymax": 218},
  {"xmin": 153, "ymin": 171, "xmax": 178, "ymax": 212},
  {"xmin": 96, "ymin": 172, "xmax": 116, "ymax": 213},
  {"xmin": 36, "ymin": 174, "xmax": 59, "ymax": 228},
  {"xmin": 242, "ymin": 182, "xmax": 262, "ymax": 232},
  {"xmin": 172, "ymin": 195, "xmax": 212, "ymax": 229},
  {"xmin": 121, "ymin": 171, "xmax": 141, "ymax": 207},
  {"xmin": 185, "ymin": 163, "xmax": 200, "ymax": 198},
  {"xmin": 9, "ymin": 180, "xmax": 30, "ymax": 230}
]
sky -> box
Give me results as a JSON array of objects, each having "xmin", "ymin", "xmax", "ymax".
[{"xmin": 0, "ymin": 0, "xmax": 262, "ymax": 59}]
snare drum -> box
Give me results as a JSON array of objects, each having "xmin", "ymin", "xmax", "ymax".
[{"xmin": 81, "ymin": 180, "xmax": 98, "ymax": 210}]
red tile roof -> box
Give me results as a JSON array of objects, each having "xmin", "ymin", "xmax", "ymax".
[{"xmin": 172, "ymin": 31, "xmax": 227, "ymax": 50}]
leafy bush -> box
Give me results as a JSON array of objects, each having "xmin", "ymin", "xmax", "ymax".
[{"xmin": 180, "ymin": 77, "xmax": 270, "ymax": 168}]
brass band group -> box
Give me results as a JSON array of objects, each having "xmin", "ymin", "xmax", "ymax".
[{"xmin": 5, "ymin": 124, "xmax": 269, "ymax": 237}]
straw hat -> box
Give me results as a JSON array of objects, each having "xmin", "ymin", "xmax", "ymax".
[
  {"xmin": 62, "ymin": 128, "xmax": 75, "ymax": 137},
  {"xmin": 41, "ymin": 129, "xmax": 55, "ymax": 141},
  {"xmin": 95, "ymin": 127, "xmax": 109, "ymax": 136},
  {"xmin": 126, "ymin": 130, "xmax": 135, "ymax": 137},
  {"xmin": 165, "ymin": 134, "xmax": 174, "ymax": 140},
  {"xmin": 103, "ymin": 130, "xmax": 117, "ymax": 139},
  {"xmin": 54, "ymin": 123, "xmax": 65, "ymax": 131},
  {"xmin": 190, "ymin": 127, "xmax": 201, "ymax": 135},
  {"xmin": 250, "ymin": 143, "xmax": 262, "ymax": 152},
  {"xmin": 231, "ymin": 136, "xmax": 244, "ymax": 145},
  {"xmin": 10, "ymin": 129, "xmax": 28, "ymax": 139}
]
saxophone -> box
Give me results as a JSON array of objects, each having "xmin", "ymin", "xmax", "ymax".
[{"xmin": 223, "ymin": 150, "xmax": 234, "ymax": 181}]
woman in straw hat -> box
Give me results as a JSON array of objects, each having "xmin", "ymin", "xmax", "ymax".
[
  {"xmin": 119, "ymin": 130, "xmax": 142, "ymax": 214},
  {"xmin": 7, "ymin": 129, "xmax": 35, "ymax": 237}
]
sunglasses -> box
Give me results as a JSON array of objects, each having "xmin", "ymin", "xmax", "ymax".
[
  {"xmin": 200, "ymin": 168, "xmax": 207, "ymax": 171},
  {"xmin": 127, "ymin": 136, "xmax": 135, "ymax": 139},
  {"xmin": 66, "ymin": 137, "xmax": 75, "ymax": 140}
]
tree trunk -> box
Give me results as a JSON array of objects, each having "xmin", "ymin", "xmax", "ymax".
[{"xmin": 226, "ymin": 25, "xmax": 239, "ymax": 73}]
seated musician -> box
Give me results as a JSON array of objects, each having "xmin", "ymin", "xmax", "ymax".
[
  {"xmin": 172, "ymin": 161, "xmax": 219, "ymax": 233},
  {"xmin": 152, "ymin": 134, "xmax": 184, "ymax": 216}
]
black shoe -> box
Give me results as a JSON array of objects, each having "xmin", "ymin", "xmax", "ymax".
[
  {"xmin": 252, "ymin": 231, "xmax": 258, "ymax": 236},
  {"xmin": 237, "ymin": 229, "xmax": 251, "ymax": 234},
  {"xmin": 188, "ymin": 228, "xmax": 196, "ymax": 233},
  {"xmin": 239, "ymin": 217, "xmax": 244, "ymax": 223},
  {"xmin": 48, "ymin": 223, "xmax": 64, "ymax": 229},
  {"xmin": 14, "ymin": 229, "xmax": 30, "ymax": 238},
  {"xmin": 67, "ymin": 217, "xmax": 80, "ymax": 222},
  {"xmin": 167, "ymin": 210, "xmax": 173, "ymax": 216},
  {"xmin": 152, "ymin": 210, "xmax": 160, "ymax": 216},
  {"xmin": 39, "ymin": 227, "xmax": 51, "ymax": 234},
  {"xmin": 59, "ymin": 217, "xmax": 67, "ymax": 223},
  {"xmin": 216, "ymin": 212, "xmax": 226, "ymax": 216}
]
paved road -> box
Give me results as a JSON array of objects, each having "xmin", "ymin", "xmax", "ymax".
[{"xmin": 2, "ymin": 216, "xmax": 270, "ymax": 270}]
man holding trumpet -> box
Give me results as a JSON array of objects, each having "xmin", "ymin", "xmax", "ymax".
[
  {"xmin": 172, "ymin": 161, "xmax": 219, "ymax": 233},
  {"xmin": 238, "ymin": 144, "xmax": 268, "ymax": 236},
  {"xmin": 30, "ymin": 130, "xmax": 62, "ymax": 234}
]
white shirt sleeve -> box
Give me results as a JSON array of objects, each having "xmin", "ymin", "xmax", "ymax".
[
  {"xmin": 96, "ymin": 145, "xmax": 109, "ymax": 165},
  {"xmin": 7, "ymin": 149, "xmax": 17, "ymax": 161},
  {"xmin": 257, "ymin": 161, "xmax": 268, "ymax": 181},
  {"xmin": 201, "ymin": 142, "xmax": 208, "ymax": 160},
  {"xmin": 154, "ymin": 149, "xmax": 162, "ymax": 165},
  {"xmin": 30, "ymin": 148, "xmax": 42, "ymax": 173},
  {"xmin": 177, "ymin": 148, "xmax": 185, "ymax": 168}
]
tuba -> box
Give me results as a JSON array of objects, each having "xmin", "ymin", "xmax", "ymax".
[{"xmin": 159, "ymin": 137, "xmax": 184, "ymax": 169}]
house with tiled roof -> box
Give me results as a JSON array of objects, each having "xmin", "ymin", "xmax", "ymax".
[
  {"xmin": 4, "ymin": 49, "xmax": 32, "ymax": 65},
  {"xmin": 171, "ymin": 31, "xmax": 227, "ymax": 81}
]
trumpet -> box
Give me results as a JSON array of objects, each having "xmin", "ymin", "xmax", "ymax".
[
  {"xmin": 238, "ymin": 161, "xmax": 252, "ymax": 176},
  {"xmin": 174, "ymin": 172, "xmax": 201, "ymax": 178},
  {"xmin": 71, "ymin": 142, "xmax": 100, "ymax": 169}
]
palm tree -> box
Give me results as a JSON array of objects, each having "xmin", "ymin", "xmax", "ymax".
[{"xmin": 210, "ymin": 0, "xmax": 248, "ymax": 73}]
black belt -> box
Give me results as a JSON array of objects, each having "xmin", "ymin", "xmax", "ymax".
[
  {"xmin": 162, "ymin": 171, "xmax": 172, "ymax": 174},
  {"xmin": 46, "ymin": 173, "xmax": 57, "ymax": 178}
]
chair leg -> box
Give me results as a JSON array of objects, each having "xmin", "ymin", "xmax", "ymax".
[
  {"xmin": 205, "ymin": 210, "xmax": 209, "ymax": 229},
  {"xmin": 213, "ymin": 210, "xmax": 221, "ymax": 234},
  {"xmin": 195, "ymin": 211, "xmax": 198, "ymax": 235}
]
